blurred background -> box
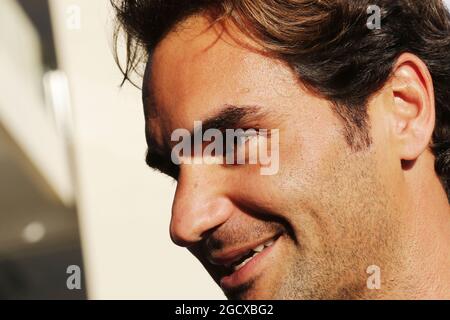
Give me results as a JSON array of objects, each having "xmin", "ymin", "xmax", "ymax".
[{"xmin": 0, "ymin": 0, "xmax": 223, "ymax": 299}]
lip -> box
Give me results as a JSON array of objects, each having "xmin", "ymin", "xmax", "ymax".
[
  {"xmin": 207, "ymin": 234, "xmax": 279, "ymax": 267},
  {"xmin": 219, "ymin": 235, "xmax": 280, "ymax": 291}
]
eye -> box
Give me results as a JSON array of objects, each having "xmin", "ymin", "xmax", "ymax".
[
  {"xmin": 160, "ymin": 163, "xmax": 180, "ymax": 181},
  {"xmin": 146, "ymin": 152, "xmax": 180, "ymax": 181},
  {"xmin": 223, "ymin": 129, "xmax": 260, "ymax": 165}
]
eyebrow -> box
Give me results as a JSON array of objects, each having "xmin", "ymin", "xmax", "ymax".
[{"xmin": 192, "ymin": 104, "xmax": 267, "ymax": 136}]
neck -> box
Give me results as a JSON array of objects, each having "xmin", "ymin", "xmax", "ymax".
[{"xmin": 393, "ymin": 156, "xmax": 450, "ymax": 299}]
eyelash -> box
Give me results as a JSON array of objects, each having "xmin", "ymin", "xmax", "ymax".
[
  {"xmin": 147, "ymin": 128, "xmax": 265, "ymax": 180},
  {"xmin": 146, "ymin": 153, "xmax": 180, "ymax": 180},
  {"xmin": 158, "ymin": 163, "xmax": 180, "ymax": 181},
  {"xmin": 225, "ymin": 132, "xmax": 258, "ymax": 151}
]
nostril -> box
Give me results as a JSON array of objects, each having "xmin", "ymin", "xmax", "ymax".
[{"xmin": 204, "ymin": 231, "xmax": 223, "ymax": 250}]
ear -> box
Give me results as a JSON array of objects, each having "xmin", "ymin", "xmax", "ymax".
[{"xmin": 388, "ymin": 53, "xmax": 435, "ymax": 161}]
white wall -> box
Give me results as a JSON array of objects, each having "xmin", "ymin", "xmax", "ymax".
[
  {"xmin": 48, "ymin": 0, "xmax": 224, "ymax": 299},
  {"xmin": 0, "ymin": 0, "xmax": 74, "ymax": 206}
]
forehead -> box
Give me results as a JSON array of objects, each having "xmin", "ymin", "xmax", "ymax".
[{"xmin": 144, "ymin": 15, "xmax": 301, "ymax": 140}]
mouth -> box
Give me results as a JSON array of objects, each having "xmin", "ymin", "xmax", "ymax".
[{"xmin": 208, "ymin": 234, "xmax": 281, "ymax": 292}]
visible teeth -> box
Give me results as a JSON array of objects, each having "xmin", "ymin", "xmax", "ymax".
[
  {"xmin": 253, "ymin": 244, "xmax": 264, "ymax": 252},
  {"xmin": 264, "ymin": 239, "xmax": 274, "ymax": 247},
  {"xmin": 229, "ymin": 238, "xmax": 278, "ymax": 271},
  {"xmin": 252, "ymin": 238, "xmax": 276, "ymax": 253},
  {"xmin": 234, "ymin": 257, "xmax": 252, "ymax": 271},
  {"xmin": 233, "ymin": 251, "xmax": 259, "ymax": 271}
]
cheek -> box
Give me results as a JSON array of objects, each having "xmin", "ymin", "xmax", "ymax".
[
  {"xmin": 277, "ymin": 114, "xmax": 349, "ymax": 204},
  {"xmin": 269, "ymin": 129, "xmax": 372, "ymax": 244},
  {"xmin": 366, "ymin": 109, "xmax": 406, "ymax": 202},
  {"xmin": 222, "ymin": 103, "xmax": 350, "ymax": 227},
  {"xmin": 225, "ymin": 133, "xmax": 347, "ymax": 245},
  {"xmin": 367, "ymin": 96, "xmax": 405, "ymax": 188}
]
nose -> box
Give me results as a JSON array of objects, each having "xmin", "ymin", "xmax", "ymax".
[{"xmin": 170, "ymin": 165, "xmax": 233, "ymax": 247}]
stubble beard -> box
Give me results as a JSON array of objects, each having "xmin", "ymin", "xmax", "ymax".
[{"xmin": 273, "ymin": 150, "xmax": 407, "ymax": 299}]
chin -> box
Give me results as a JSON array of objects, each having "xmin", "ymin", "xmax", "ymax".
[{"xmin": 225, "ymin": 282, "xmax": 277, "ymax": 300}]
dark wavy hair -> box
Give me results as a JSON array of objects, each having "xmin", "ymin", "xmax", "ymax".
[{"xmin": 111, "ymin": 0, "xmax": 450, "ymax": 200}]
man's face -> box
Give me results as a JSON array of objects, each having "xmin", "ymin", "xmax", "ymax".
[{"xmin": 144, "ymin": 16, "xmax": 407, "ymax": 299}]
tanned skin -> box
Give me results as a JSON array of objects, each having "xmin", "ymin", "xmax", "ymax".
[{"xmin": 143, "ymin": 16, "xmax": 450, "ymax": 299}]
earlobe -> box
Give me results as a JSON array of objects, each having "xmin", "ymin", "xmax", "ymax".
[{"xmin": 389, "ymin": 53, "xmax": 435, "ymax": 161}]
